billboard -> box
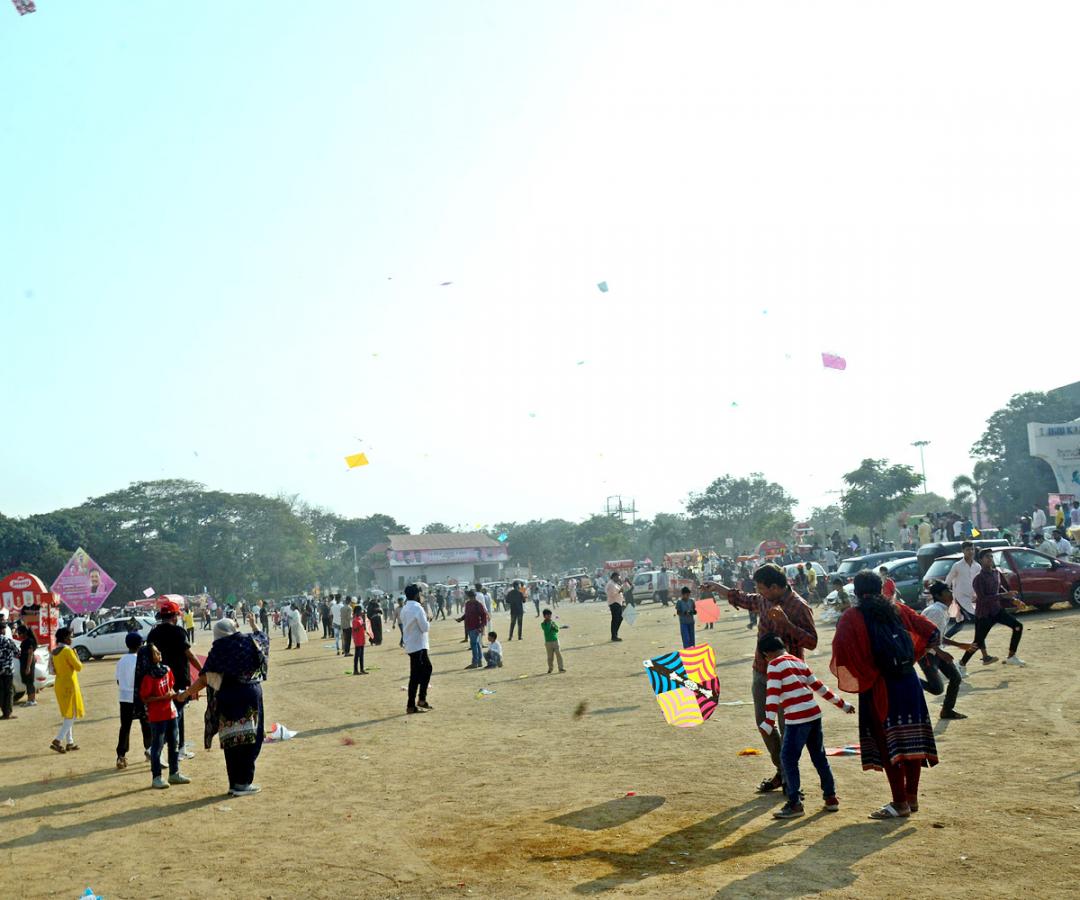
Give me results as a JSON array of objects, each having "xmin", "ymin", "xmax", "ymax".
[{"xmin": 50, "ymin": 547, "xmax": 116, "ymax": 615}]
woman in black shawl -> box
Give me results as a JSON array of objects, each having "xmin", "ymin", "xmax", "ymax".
[
  {"xmin": 366, "ymin": 597, "xmax": 383, "ymax": 646},
  {"xmin": 178, "ymin": 616, "xmax": 269, "ymax": 796}
]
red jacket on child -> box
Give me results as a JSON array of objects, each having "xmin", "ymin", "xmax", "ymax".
[
  {"xmin": 139, "ymin": 669, "xmax": 178, "ymax": 723},
  {"xmin": 351, "ymin": 614, "xmax": 367, "ymax": 647}
]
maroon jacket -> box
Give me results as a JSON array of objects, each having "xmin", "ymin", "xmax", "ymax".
[{"xmin": 458, "ymin": 598, "xmax": 488, "ymax": 632}]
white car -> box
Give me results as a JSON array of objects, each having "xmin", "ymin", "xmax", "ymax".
[{"xmin": 71, "ymin": 616, "xmax": 155, "ymax": 662}]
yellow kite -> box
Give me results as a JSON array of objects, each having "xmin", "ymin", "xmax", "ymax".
[{"xmin": 344, "ymin": 452, "xmax": 369, "ymax": 469}]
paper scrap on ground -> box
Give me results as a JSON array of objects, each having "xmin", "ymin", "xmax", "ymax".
[
  {"xmin": 696, "ymin": 598, "xmax": 720, "ymax": 624},
  {"xmin": 737, "ymin": 748, "xmax": 762, "ymax": 756},
  {"xmin": 344, "ymin": 452, "xmax": 369, "ymax": 468},
  {"xmin": 266, "ymin": 722, "xmax": 297, "ymax": 742},
  {"xmin": 821, "ymin": 352, "xmax": 847, "ymax": 371},
  {"xmin": 143, "ymin": 587, "xmax": 155, "ymax": 598},
  {"xmin": 717, "ymin": 700, "xmax": 748, "ymax": 706},
  {"xmin": 644, "ymin": 645, "xmax": 719, "ymax": 727},
  {"xmin": 597, "ymin": 281, "xmax": 609, "ymax": 292},
  {"xmin": 476, "ymin": 689, "xmax": 496, "ymax": 698},
  {"xmin": 825, "ymin": 744, "xmax": 860, "ymax": 756}
]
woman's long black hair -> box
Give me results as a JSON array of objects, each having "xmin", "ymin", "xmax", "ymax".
[{"xmin": 852, "ymin": 570, "xmax": 901, "ymax": 625}]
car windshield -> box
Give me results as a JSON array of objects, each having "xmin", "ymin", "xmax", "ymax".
[
  {"xmin": 835, "ymin": 559, "xmax": 864, "ymax": 576},
  {"xmin": 925, "ymin": 558, "xmax": 959, "ymax": 580}
]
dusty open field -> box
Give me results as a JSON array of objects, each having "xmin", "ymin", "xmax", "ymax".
[{"xmin": 2, "ymin": 599, "xmax": 1079, "ymax": 899}]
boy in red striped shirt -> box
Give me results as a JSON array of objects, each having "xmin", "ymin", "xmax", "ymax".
[{"xmin": 758, "ymin": 634, "xmax": 854, "ymax": 819}]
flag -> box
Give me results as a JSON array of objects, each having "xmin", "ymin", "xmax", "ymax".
[
  {"xmin": 821, "ymin": 352, "xmax": 847, "ymax": 371},
  {"xmin": 344, "ymin": 452, "xmax": 369, "ymax": 468}
]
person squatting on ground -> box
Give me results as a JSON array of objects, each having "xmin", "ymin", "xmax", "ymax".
[
  {"xmin": 484, "ymin": 632, "xmax": 503, "ymax": 668},
  {"xmin": 918, "ymin": 582, "xmax": 977, "ymax": 720}
]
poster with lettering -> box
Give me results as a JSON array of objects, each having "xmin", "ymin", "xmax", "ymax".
[{"xmin": 50, "ymin": 547, "xmax": 116, "ymax": 614}]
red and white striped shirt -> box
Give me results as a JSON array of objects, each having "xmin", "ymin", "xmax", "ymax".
[{"xmin": 760, "ymin": 653, "xmax": 850, "ymax": 734}]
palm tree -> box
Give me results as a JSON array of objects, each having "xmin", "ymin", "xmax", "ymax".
[{"xmin": 952, "ymin": 461, "xmax": 994, "ymax": 528}]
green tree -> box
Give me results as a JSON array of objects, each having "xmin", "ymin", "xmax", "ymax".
[
  {"xmin": 970, "ymin": 391, "xmax": 1080, "ymax": 525},
  {"xmin": 685, "ymin": 473, "xmax": 796, "ymax": 551},
  {"xmin": 951, "ymin": 461, "xmax": 995, "ymax": 528},
  {"xmin": 421, "ymin": 522, "xmax": 453, "ymax": 534},
  {"xmin": 841, "ymin": 459, "xmax": 923, "ymax": 538}
]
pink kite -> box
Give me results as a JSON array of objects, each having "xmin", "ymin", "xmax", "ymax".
[
  {"xmin": 821, "ymin": 352, "xmax": 847, "ymax": 371},
  {"xmin": 696, "ymin": 598, "xmax": 720, "ymax": 624},
  {"xmin": 12, "ymin": 0, "xmax": 36, "ymax": 15}
]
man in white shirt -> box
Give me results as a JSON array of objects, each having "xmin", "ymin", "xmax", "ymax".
[
  {"xmin": 1055, "ymin": 530, "xmax": 1074, "ymax": 559},
  {"xmin": 920, "ymin": 582, "xmax": 979, "ymax": 718},
  {"xmin": 474, "ymin": 583, "xmax": 493, "ymax": 623},
  {"xmin": 70, "ymin": 615, "xmax": 85, "ymax": 636},
  {"xmin": 952, "ymin": 519, "xmax": 963, "ymax": 539},
  {"xmin": 943, "ymin": 543, "xmax": 978, "ymax": 635},
  {"xmin": 822, "ymin": 548, "xmax": 838, "ymax": 572},
  {"xmin": 329, "ymin": 597, "xmax": 342, "ymax": 652},
  {"xmin": 1036, "ymin": 532, "xmax": 1058, "ymax": 557},
  {"xmin": 400, "ymin": 584, "xmax": 433, "ymax": 714},
  {"xmin": 1032, "ymin": 507, "xmax": 1047, "ymax": 531},
  {"xmin": 606, "ymin": 573, "xmax": 626, "ymax": 642}
]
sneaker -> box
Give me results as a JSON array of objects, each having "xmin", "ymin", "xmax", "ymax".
[
  {"xmin": 406, "ymin": 706, "xmax": 425, "ymax": 714},
  {"xmin": 152, "ymin": 777, "xmax": 169, "ymax": 789},
  {"xmin": 957, "ymin": 665, "xmax": 968, "ymax": 679},
  {"xmin": 1004, "ymin": 656, "xmax": 1026, "ymax": 667},
  {"xmin": 168, "ymin": 772, "xmax": 191, "ymax": 785},
  {"xmin": 116, "ymin": 756, "xmax": 127, "ymax": 770},
  {"xmin": 180, "ymin": 749, "xmax": 195, "ymax": 760},
  {"xmin": 824, "ymin": 796, "xmax": 840, "ymax": 812},
  {"xmin": 230, "ymin": 784, "xmax": 261, "ymax": 796},
  {"xmin": 982, "ymin": 656, "xmax": 999, "ymax": 665},
  {"xmin": 940, "ymin": 709, "xmax": 968, "ymax": 720},
  {"xmin": 773, "ymin": 801, "xmax": 804, "ymax": 819},
  {"xmin": 417, "ymin": 701, "xmax": 433, "ymax": 710},
  {"xmin": 24, "ymin": 700, "xmax": 36, "ymax": 707}
]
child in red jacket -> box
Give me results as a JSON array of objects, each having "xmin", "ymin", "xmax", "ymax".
[
  {"xmin": 139, "ymin": 642, "xmax": 191, "ymax": 790},
  {"xmin": 351, "ymin": 608, "xmax": 368, "ymax": 675}
]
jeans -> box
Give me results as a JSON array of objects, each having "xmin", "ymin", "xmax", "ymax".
[
  {"xmin": 533, "ymin": 598, "xmax": 541, "ymax": 616},
  {"xmin": 468, "ymin": 629, "xmax": 483, "ymax": 666},
  {"xmin": 407, "ymin": 649, "xmax": 432, "ymax": 708},
  {"xmin": 658, "ymin": 589, "xmax": 670, "ymax": 607},
  {"xmin": 918, "ymin": 652, "xmax": 961, "ymax": 714},
  {"xmin": 610, "ymin": 603, "xmax": 623, "ymax": 640},
  {"xmin": 679, "ymin": 622, "xmax": 695, "ymax": 649},
  {"xmin": 116, "ymin": 701, "xmax": 151, "ymax": 757},
  {"xmin": 508, "ymin": 609, "xmax": 523, "ymax": 640},
  {"xmin": 353, "ymin": 644, "xmax": 365, "ymax": 674},
  {"xmin": 150, "ymin": 718, "xmax": 179, "ymax": 778},
  {"xmin": 780, "ymin": 719, "xmax": 835, "ymax": 804},
  {"xmin": 944, "ymin": 606, "xmax": 975, "ymax": 639},
  {"xmin": 0, "ymin": 673, "xmax": 12, "ymax": 717},
  {"xmin": 960, "ymin": 610, "xmax": 1023, "ymax": 665},
  {"xmin": 484, "ymin": 650, "xmax": 501, "ymax": 668},
  {"xmin": 752, "ymin": 669, "xmax": 784, "ymax": 779},
  {"xmin": 333, "ymin": 624, "xmax": 341, "ymax": 653},
  {"xmin": 175, "ymin": 698, "xmax": 187, "ymax": 747},
  {"xmin": 341, "ymin": 625, "xmax": 352, "ymax": 656}
]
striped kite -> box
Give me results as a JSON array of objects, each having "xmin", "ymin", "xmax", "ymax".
[{"xmin": 643, "ymin": 645, "xmax": 720, "ymax": 727}]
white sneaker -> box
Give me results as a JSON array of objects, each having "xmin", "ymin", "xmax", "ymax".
[
  {"xmin": 180, "ymin": 749, "xmax": 195, "ymax": 760},
  {"xmin": 24, "ymin": 700, "xmax": 36, "ymax": 707},
  {"xmin": 230, "ymin": 784, "xmax": 261, "ymax": 796},
  {"xmin": 957, "ymin": 665, "xmax": 968, "ymax": 679},
  {"xmin": 1004, "ymin": 656, "xmax": 1026, "ymax": 667}
]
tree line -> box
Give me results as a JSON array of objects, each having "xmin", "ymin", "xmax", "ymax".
[{"xmin": 1, "ymin": 389, "xmax": 1072, "ymax": 601}]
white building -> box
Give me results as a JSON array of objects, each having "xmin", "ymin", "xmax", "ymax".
[{"xmin": 370, "ymin": 533, "xmax": 510, "ymax": 594}]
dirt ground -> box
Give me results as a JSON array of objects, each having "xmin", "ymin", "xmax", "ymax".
[{"xmin": 2, "ymin": 599, "xmax": 1080, "ymax": 900}]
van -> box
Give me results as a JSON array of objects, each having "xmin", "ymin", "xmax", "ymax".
[{"xmin": 915, "ymin": 539, "xmax": 1009, "ymax": 578}]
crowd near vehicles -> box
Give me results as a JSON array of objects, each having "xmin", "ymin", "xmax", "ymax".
[
  {"xmin": 13, "ymin": 645, "xmax": 52, "ymax": 700},
  {"xmin": 918, "ymin": 547, "xmax": 1080, "ymax": 610},
  {"xmin": 629, "ymin": 569, "xmax": 697, "ymax": 604},
  {"xmin": 832, "ymin": 550, "xmax": 915, "ymax": 584},
  {"xmin": 71, "ymin": 615, "xmax": 155, "ymax": 661}
]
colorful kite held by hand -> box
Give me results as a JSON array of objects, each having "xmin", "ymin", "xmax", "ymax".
[{"xmin": 643, "ymin": 645, "xmax": 719, "ymax": 727}]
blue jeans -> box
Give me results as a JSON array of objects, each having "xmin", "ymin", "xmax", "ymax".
[
  {"xmin": 150, "ymin": 718, "xmax": 179, "ymax": 779},
  {"xmin": 780, "ymin": 718, "xmax": 835, "ymax": 804},
  {"xmin": 679, "ymin": 621, "xmax": 695, "ymax": 648},
  {"xmin": 468, "ymin": 628, "xmax": 483, "ymax": 666},
  {"xmin": 333, "ymin": 624, "xmax": 341, "ymax": 652}
]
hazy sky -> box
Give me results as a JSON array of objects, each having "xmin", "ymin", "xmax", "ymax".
[{"xmin": 4, "ymin": 2, "xmax": 1078, "ymax": 531}]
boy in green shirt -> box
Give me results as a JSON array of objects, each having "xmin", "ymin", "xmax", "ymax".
[{"xmin": 541, "ymin": 609, "xmax": 565, "ymax": 674}]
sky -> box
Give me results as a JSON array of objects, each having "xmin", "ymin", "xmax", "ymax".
[{"xmin": 3, "ymin": 2, "xmax": 1080, "ymax": 532}]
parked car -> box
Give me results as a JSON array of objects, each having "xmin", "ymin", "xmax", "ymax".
[
  {"xmin": 13, "ymin": 643, "xmax": 53, "ymax": 700},
  {"xmin": 71, "ymin": 615, "xmax": 155, "ymax": 662},
  {"xmin": 833, "ymin": 551, "xmax": 917, "ymax": 583},
  {"xmin": 918, "ymin": 547, "xmax": 1080, "ymax": 610},
  {"xmin": 629, "ymin": 570, "xmax": 696, "ymax": 603},
  {"xmin": 782, "ymin": 562, "xmax": 829, "ymax": 600},
  {"xmin": 915, "ymin": 539, "xmax": 1009, "ymax": 578},
  {"xmin": 875, "ymin": 556, "xmax": 923, "ymax": 607}
]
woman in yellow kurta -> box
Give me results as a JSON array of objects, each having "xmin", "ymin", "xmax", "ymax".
[{"xmin": 50, "ymin": 626, "xmax": 85, "ymax": 753}]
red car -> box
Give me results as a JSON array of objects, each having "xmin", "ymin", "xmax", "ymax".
[{"xmin": 922, "ymin": 547, "xmax": 1080, "ymax": 610}]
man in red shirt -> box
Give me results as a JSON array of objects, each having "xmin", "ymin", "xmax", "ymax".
[
  {"xmin": 456, "ymin": 590, "xmax": 488, "ymax": 670},
  {"xmin": 703, "ymin": 563, "xmax": 818, "ymax": 794}
]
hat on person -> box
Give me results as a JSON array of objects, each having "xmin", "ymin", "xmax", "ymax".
[
  {"xmin": 158, "ymin": 599, "xmax": 182, "ymax": 616},
  {"xmin": 213, "ymin": 618, "xmax": 238, "ymax": 641}
]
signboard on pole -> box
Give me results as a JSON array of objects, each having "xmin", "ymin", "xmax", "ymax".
[{"xmin": 50, "ymin": 547, "xmax": 116, "ymax": 615}]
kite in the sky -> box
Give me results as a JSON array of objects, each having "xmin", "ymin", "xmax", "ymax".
[
  {"xmin": 344, "ymin": 452, "xmax": 369, "ymax": 468},
  {"xmin": 696, "ymin": 598, "xmax": 720, "ymax": 624},
  {"xmin": 597, "ymin": 281, "xmax": 609, "ymax": 292},
  {"xmin": 440, "ymin": 281, "xmax": 453, "ymax": 286},
  {"xmin": 643, "ymin": 645, "xmax": 720, "ymax": 727},
  {"xmin": 821, "ymin": 352, "xmax": 847, "ymax": 371},
  {"xmin": 497, "ymin": 533, "xmax": 508, "ymax": 542},
  {"xmin": 12, "ymin": 0, "xmax": 36, "ymax": 15}
]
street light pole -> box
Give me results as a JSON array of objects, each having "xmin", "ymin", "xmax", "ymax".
[{"xmin": 911, "ymin": 440, "xmax": 930, "ymax": 495}]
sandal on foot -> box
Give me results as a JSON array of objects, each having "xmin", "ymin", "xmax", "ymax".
[
  {"xmin": 756, "ymin": 775, "xmax": 783, "ymax": 793},
  {"xmin": 869, "ymin": 803, "xmax": 909, "ymax": 819},
  {"xmin": 50, "ymin": 739, "xmax": 66, "ymax": 754}
]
